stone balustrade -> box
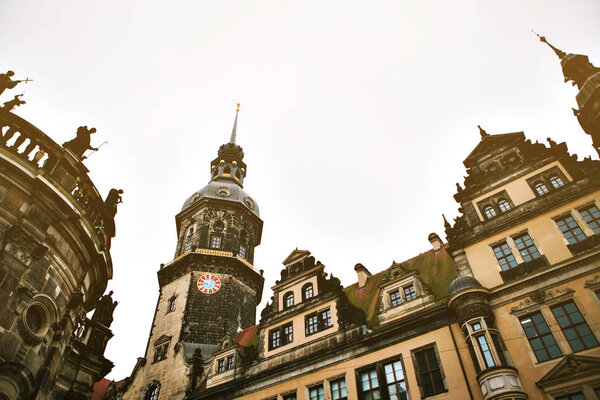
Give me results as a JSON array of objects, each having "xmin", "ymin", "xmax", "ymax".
[{"xmin": 0, "ymin": 109, "xmax": 113, "ymax": 250}]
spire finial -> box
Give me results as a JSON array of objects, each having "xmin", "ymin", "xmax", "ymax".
[
  {"xmin": 229, "ymin": 103, "xmax": 240, "ymax": 144},
  {"xmin": 532, "ymin": 30, "xmax": 566, "ymax": 59},
  {"xmin": 478, "ymin": 125, "xmax": 489, "ymax": 139},
  {"xmin": 442, "ymin": 214, "xmax": 451, "ymax": 230}
]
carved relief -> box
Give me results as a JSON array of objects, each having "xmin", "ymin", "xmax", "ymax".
[
  {"xmin": 2, "ymin": 226, "xmax": 47, "ymax": 266},
  {"xmin": 510, "ymin": 287, "xmax": 574, "ymax": 314}
]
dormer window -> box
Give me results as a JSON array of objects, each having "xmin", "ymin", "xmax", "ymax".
[
  {"xmin": 302, "ymin": 283, "xmax": 314, "ymax": 301},
  {"xmin": 403, "ymin": 285, "xmax": 416, "ymax": 301},
  {"xmin": 283, "ymin": 292, "xmax": 294, "ymax": 309},
  {"xmin": 535, "ymin": 182, "xmax": 549, "ymax": 196},
  {"xmin": 390, "ymin": 289, "xmax": 402, "ymax": 307},
  {"xmin": 484, "ymin": 206, "xmax": 497, "ymax": 219},
  {"xmin": 498, "ymin": 199, "xmax": 511, "ymax": 213},
  {"xmin": 550, "ymin": 176, "xmax": 564, "ymax": 188}
]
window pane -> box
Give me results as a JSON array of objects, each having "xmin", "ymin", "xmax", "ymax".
[
  {"xmin": 551, "ymin": 301, "xmax": 599, "ymax": 352},
  {"xmin": 579, "ymin": 205, "xmax": 600, "ymax": 234},
  {"xmin": 492, "ymin": 242, "xmax": 518, "ymax": 270},
  {"xmin": 513, "ymin": 233, "xmax": 541, "ymax": 262},
  {"xmin": 476, "ymin": 335, "xmax": 495, "ymax": 367},
  {"xmin": 414, "ymin": 347, "xmax": 445, "ymax": 396},
  {"xmin": 390, "ymin": 290, "xmax": 402, "ymax": 307},
  {"xmin": 519, "ymin": 313, "xmax": 562, "ymax": 362},
  {"xmin": 555, "ymin": 216, "xmax": 587, "ymax": 244}
]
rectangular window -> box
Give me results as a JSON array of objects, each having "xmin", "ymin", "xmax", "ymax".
[
  {"xmin": 492, "ymin": 242, "xmax": 518, "ymax": 270},
  {"xmin": 579, "ymin": 204, "xmax": 600, "ymax": 235},
  {"xmin": 475, "ymin": 334, "xmax": 495, "ymax": 368},
  {"xmin": 305, "ymin": 308, "xmax": 333, "ymax": 336},
  {"xmin": 519, "ymin": 312, "xmax": 562, "ymax": 362},
  {"xmin": 512, "ymin": 233, "xmax": 541, "ymax": 262},
  {"xmin": 306, "ymin": 314, "xmax": 318, "ymax": 335},
  {"xmin": 358, "ymin": 359, "xmax": 408, "ymax": 400},
  {"xmin": 383, "ymin": 359, "xmax": 408, "ymax": 400},
  {"xmin": 269, "ymin": 322, "xmax": 293, "ymax": 350},
  {"xmin": 308, "ymin": 385, "xmax": 324, "ymax": 400},
  {"xmin": 320, "ymin": 309, "xmax": 332, "ymax": 329},
  {"xmin": 284, "ymin": 323, "xmax": 293, "ymax": 344},
  {"xmin": 217, "ymin": 358, "xmax": 224, "ymax": 373},
  {"xmin": 555, "ymin": 215, "xmax": 587, "ymax": 244},
  {"xmin": 227, "ymin": 355, "xmax": 234, "ymax": 370},
  {"xmin": 168, "ymin": 297, "xmax": 176, "ymax": 313},
  {"xmin": 282, "ymin": 393, "xmax": 297, "ymax": 400},
  {"xmin": 185, "ymin": 242, "xmax": 192, "ymax": 251},
  {"xmin": 403, "ymin": 285, "xmax": 416, "ymax": 301},
  {"xmin": 239, "ymin": 245, "xmax": 247, "ymax": 259},
  {"xmin": 413, "ymin": 346, "xmax": 446, "ymax": 397},
  {"xmin": 390, "ymin": 289, "xmax": 402, "ymax": 307},
  {"xmin": 359, "ymin": 368, "xmax": 380, "ymax": 400},
  {"xmin": 330, "ymin": 378, "xmax": 347, "ymax": 400},
  {"xmin": 551, "ymin": 301, "xmax": 599, "ymax": 352},
  {"xmin": 211, "ymin": 235, "xmax": 222, "ymax": 249},
  {"xmin": 269, "ymin": 329, "xmax": 281, "ymax": 350},
  {"xmin": 153, "ymin": 343, "xmax": 169, "ymax": 362}
]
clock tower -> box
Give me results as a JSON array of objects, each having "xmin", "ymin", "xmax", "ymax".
[{"xmin": 121, "ymin": 107, "xmax": 265, "ymax": 399}]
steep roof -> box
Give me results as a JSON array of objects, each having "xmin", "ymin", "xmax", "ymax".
[
  {"xmin": 235, "ymin": 324, "xmax": 259, "ymax": 347},
  {"xmin": 344, "ymin": 245, "xmax": 457, "ymax": 328}
]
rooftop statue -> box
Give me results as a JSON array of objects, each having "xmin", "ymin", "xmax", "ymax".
[
  {"xmin": 0, "ymin": 71, "xmax": 25, "ymax": 95},
  {"xmin": 2, "ymin": 94, "xmax": 26, "ymax": 112},
  {"xmin": 63, "ymin": 125, "xmax": 98, "ymax": 159},
  {"xmin": 105, "ymin": 189, "xmax": 124, "ymax": 218},
  {"xmin": 91, "ymin": 290, "xmax": 118, "ymax": 328}
]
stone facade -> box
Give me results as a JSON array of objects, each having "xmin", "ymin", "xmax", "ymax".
[
  {"xmin": 0, "ymin": 101, "xmax": 116, "ymax": 399},
  {"xmin": 112, "ymin": 41, "xmax": 600, "ymax": 400}
]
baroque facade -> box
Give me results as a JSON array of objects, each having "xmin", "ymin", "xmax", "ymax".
[
  {"xmin": 0, "ymin": 81, "xmax": 118, "ymax": 399},
  {"xmin": 113, "ymin": 38, "xmax": 600, "ymax": 400}
]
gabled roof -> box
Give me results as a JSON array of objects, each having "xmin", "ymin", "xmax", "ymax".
[
  {"xmin": 536, "ymin": 355, "xmax": 600, "ymax": 389},
  {"xmin": 464, "ymin": 131, "xmax": 525, "ymax": 166}
]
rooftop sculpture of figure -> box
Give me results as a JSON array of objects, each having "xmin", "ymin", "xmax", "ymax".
[
  {"xmin": 2, "ymin": 94, "xmax": 26, "ymax": 112},
  {"xmin": 63, "ymin": 125, "xmax": 99, "ymax": 159},
  {"xmin": 91, "ymin": 290, "xmax": 118, "ymax": 328},
  {"xmin": 105, "ymin": 189, "xmax": 124, "ymax": 218},
  {"xmin": 0, "ymin": 71, "xmax": 20, "ymax": 96}
]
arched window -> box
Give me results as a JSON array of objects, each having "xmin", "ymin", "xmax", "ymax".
[
  {"xmin": 484, "ymin": 206, "xmax": 496, "ymax": 219},
  {"xmin": 302, "ymin": 283, "xmax": 314, "ymax": 301},
  {"xmin": 213, "ymin": 220, "xmax": 224, "ymax": 232},
  {"xmin": 283, "ymin": 292, "xmax": 294, "ymax": 309},
  {"xmin": 145, "ymin": 383, "xmax": 160, "ymax": 400},
  {"xmin": 535, "ymin": 183, "xmax": 549, "ymax": 196},
  {"xmin": 550, "ymin": 176, "xmax": 564, "ymax": 188},
  {"xmin": 497, "ymin": 199, "xmax": 511, "ymax": 213},
  {"xmin": 186, "ymin": 226, "xmax": 194, "ymax": 238}
]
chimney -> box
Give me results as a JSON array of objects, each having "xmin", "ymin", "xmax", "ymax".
[
  {"xmin": 354, "ymin": 263, "xmax": 372, "ymax": 288},
  {"xmin": 428, "ymin": 232, "xmax": 443, "ymax": 253}
]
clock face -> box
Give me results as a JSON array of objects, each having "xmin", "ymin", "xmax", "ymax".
[{"xmin": 197, "ymin": 274, "xmax": 222, "ymax": 294}]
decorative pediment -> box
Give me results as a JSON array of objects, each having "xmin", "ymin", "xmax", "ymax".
[
  {"xmin": 463, "ymin": 132, "xmax": 525, "ymax": 166},
  {"xmin": 510, "ymin": 288, "xmax": 574, "ymax": 314},
  {"xmin": 277, "ymin": 249, "xmax": 322, "ymax": 284},
  {"xmin": 537, "ymin": 355, "xmax": 600, "ymax": 389},
  {"xmin": 282, "ymin": 249, "xmax": 311, "ymax": 266},
  {"xmin": 153, "ymin": 334, "xmax": 171, "ymax": 346}
]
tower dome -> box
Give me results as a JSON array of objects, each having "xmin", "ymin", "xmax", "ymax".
[{"xmin": 180, "ymin": 104, "xmax": 259, "ymax": 216}]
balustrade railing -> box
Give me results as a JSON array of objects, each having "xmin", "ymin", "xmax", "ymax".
[{"xmin": 0, "ymin": 109, "xmax": 112, "ymax": 248}]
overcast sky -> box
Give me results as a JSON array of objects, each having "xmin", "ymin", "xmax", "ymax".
[{"xmin": 2, "ymin": 0, "xmax": 599, "ymax": 380}]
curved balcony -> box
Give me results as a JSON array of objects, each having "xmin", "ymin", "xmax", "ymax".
[
  {"xmin": 477, "ymin": 366, "xmax": 528, "ymax": 400},
  {"xmin": 0, "ymin": 109, "xmax": 113, "ymax": 306}
]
